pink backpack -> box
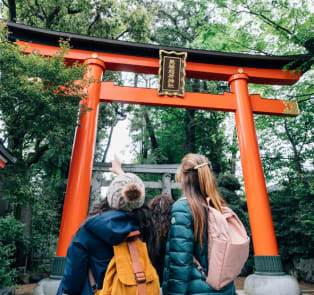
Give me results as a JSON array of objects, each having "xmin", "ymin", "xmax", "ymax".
[{"xmin": 194, "ymin": 198, "xmax": 250, "ymax": 290}]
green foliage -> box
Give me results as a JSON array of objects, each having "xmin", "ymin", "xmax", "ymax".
[
  {"xmin": 130, "ymin": 79, "xmax": 230, "ymax": 173},
  {"xmin": 0, "ymin": 22, "xmax": 84, "ymax": 278},
  {"xmin": 0, "ymin": 215, "xmax": 25, "ymax": 287},
  {"xmin": 218, "ymin": 173, "xmax": 248, "ymax": 228},
  {"xmin": 0, "ymin": 21, "xmax": 85, "ymax": 201},
  {"xmin": 2, "ymin": 0, "xmax": 154, "ymax": 41},
  {"xmin": 0, "ymin": 243, "xmax": 16, "ymax": 287},
  {"xmin": 270, "ymin": 173, "xmax": 314, "ymax": 264},
  {"xmin": 199, "ymin": 0, "xmax": 313, "ymax": 57},
  {"xmin": 253, "ymin": 72, "xmax": 314, "ymax": 184}
]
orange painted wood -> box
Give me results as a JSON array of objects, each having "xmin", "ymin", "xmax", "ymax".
[
  {"xmin": 99, "ymin": 82, "xmax": 297, "ymax": 116},
  {"xmin": 229, "ymin": 73, "xmax": 279, "ymax": 256},
  {"xmin": 99, "ymin": 82, "xmax": 236, "ymax": 112},
  {"xmin": 17, "ymin": 41, "xmax": 301, "ymax": 85},
  {"xmin": 56, "ymin": 59, "xmax": 105, "ymax": 257},
  {"xmin": 0, "ymin": 159, "xmax": 5, "ymax": 168}
]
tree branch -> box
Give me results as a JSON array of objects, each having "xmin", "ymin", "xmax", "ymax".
[
  {"xmin": 25, "ymin": 2, "xmax": 44, "ymax": 20},
  {"xmin": 87, "ymin": 12, "xmax": 100, "ymax": 35},
  {"xmin": 102, "ymin": 121, "xmax": 116, "ymax": 163},
  {"xmin": 287, "ymin": 93, "xmax": 314, "ymax": 98},
  {"xmin": 143, "ymin": 109, "xmax": 158, "ymax": 151},
  {"xmin": 229, "ymin": 6, "xmax": 293, "ymax": 36},
  {"xmin": 158, "ymin": 9, "xmax": 194, "ymax": 43},
  {"xmin": 2, "ymin": 0, "xmax": 9, "ymax": 8},
  {"xmin": 229, "ymin": 37, "xmax": 270, "ymax": 55},
  {"xmin": 8, "ymin": 0, "xmax": 16, "ymax": 22},
  {"xmin": 25, "ymin": 143, "xmax": 49, "ymax": 166},
  {"xmin": 115, "ymin": 29, "xmax": 129, "ymax": 40},
  {"xmin": 298, "ymin": 96, "xmax": 314, "ymax": 103},
  {"xmin": 113, "ymin": 104, "xmax": 127, "ymax": 119},
  {"xmin": 284, "ymin": 119, "xmax": 303, "ymax": 174},
  {"xmin": 35, "ymin": 0, "xmax": 47, "ymax": 19},
  {"xmin": 256, "ymin": 12, "xmax": 293, "ymax": 35},
  {"xmin": 298, "ymin": 119, "xmax": 310, "ymax": 155},
  {"xmin": 46, "ymin": 6, "xmax": 61, "ymax": 29},
  {"xmin": 67, "ymin": 7, "xmax": 82, "ymax": 14}
]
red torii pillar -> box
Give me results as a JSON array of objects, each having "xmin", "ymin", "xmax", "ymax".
[
  {"xmin": 230, "ymin": 73, "xmax": 279, "ymax": 255},
  {"xmin": 229, "ymin": 74, "xmax": 283, "ymax": 274},
  {"xmin": 52, "ymin": 57, "xmax": 106, "ymax": 276}
]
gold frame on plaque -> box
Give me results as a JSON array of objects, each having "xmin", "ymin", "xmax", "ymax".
[{"xmin": 158, "ymin": 50, "xmax": 187, "ymax": 97}]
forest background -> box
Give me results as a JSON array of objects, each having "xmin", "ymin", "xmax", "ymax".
[{"xmin": 0, "ymin": 0, "xmax": 313, "ymax": 288}]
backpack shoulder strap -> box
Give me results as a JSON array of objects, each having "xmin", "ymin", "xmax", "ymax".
[
  {"xmin": 88, "ymin": 230, "xmax": 147, "ymax": 294},
  {"xmin": 127, "ymin": 231, "xmax": 147, "ymax": 295},
  {"xmin": 175, "ymin": 197, "xmax": 187, "ymax": 203}
]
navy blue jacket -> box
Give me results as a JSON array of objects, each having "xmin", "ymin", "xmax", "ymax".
[
  {"xmin": 57, "ymin": 210, "xmax": 139, "ymax": 295},
  {"xmin": 162, "ymin": 198, "xmax": 236, "ymax": 295}
]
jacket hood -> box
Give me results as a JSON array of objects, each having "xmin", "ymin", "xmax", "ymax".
[{"xmin": 85, "ymin": 210, "xmax": 140, "ymax": 246}]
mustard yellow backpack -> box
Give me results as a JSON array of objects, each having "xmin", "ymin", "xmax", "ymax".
[{"xmin": 90, "ymin": 231, "xmax": 160, "ymax": 295}]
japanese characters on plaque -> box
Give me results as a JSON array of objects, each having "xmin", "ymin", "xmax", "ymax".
[{"xmin": 158, "ymin": 50, "xmax": 187, "ymax": 97}]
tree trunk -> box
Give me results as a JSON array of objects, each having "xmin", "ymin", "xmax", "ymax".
[
  {"xmin": 102, "ymin": 121, "xmax": 116, "ymax": 162},
  {"xmin": 184, "ymin": 79, "xmax": 199, "ymax": 153},
  {"xmin": 184, "ymin": 109, "xmax": 196, "ymax": 153},
  {"xmin": 284, "ymin": 119, "xmax": 303, "ymax": 175},
  {"xmin": 143, "ymin": 108, "xmax": 162, "ymax": 162},
  {"xmin": 15, "ymin": 203, "xmax": 32, "ymax": 270},
  {"xmin": 8, "ymin": 0, "xmax": 17, "ymax": 22},
  {"xmin": 143, "ymin": 110, "xmax": 158, "ymax": 150},
  {"xmin": 230, "ymin": 125, "xmax": 237, "ymax": 175}
]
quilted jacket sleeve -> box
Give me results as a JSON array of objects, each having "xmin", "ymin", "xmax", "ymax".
[
  {"xmin": 59, "ymin": 230, "xmax": 89, "ymax": 295},
  {"xmin": 162, "ymin": 199, "xmax": 194, "ymax": 295}
]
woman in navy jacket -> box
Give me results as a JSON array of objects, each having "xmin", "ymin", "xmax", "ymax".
[{"xmin": 57, "ymin": 158, "xmax": 155, "ymax": 295}]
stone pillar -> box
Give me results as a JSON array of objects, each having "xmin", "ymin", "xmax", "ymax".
[
  {"xmin": 89, "ymin": 170, "xmax": 103, "ymax": 212},
  {"xmin": 161, "ymin": 173, "xmax": 172, "ymax": 196}
]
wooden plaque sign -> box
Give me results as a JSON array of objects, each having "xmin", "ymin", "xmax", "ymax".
[{"xmin": 158, "ymin": 50, "xmax": 187, "ymax": 97}]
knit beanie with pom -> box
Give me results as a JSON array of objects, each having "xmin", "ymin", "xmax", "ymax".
[{"xmin": 106, "ymin": 173, "xmax": 145, "ymax": 212}]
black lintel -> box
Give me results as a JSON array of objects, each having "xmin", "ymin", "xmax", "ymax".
[{"xmin": 4, "ymin": 20, "xmax": 311, "ymax": 70}]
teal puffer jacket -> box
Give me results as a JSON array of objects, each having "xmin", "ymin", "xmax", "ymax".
[{"xmin": 162, "ymin": 198, "xmax": 236, "ymax": 295}]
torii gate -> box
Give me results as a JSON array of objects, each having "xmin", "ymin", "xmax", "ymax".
[{"xmin": 7, "ymin": 22, "xmax": 305, "ymax": 292}]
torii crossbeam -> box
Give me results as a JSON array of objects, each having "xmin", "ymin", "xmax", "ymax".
[{"xmin": 6, "ymin": 21, "xmax": 307, "ymax": 279}]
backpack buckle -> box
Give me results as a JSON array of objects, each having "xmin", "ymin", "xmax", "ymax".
[{"xmin": 135, "ymin": 272, "xmax": 146, "ymax": 284}]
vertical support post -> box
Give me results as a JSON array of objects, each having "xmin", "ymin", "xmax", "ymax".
[
  {"xmin": 51, "ymin": 58, "xmax": 105, "ymax": 278},
  {"xmin": 162, "ymin": 173, "xmax": 172, "ymax": 196},
  {"xmin": 229, "ymin": 73, "xmax": 284, "ymax": 274},
  {"xmin": 90, "ymin": 170, "xmax": 103, "ymax": 212}
]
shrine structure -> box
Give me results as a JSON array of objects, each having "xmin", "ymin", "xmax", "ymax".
[
  {"xmin": 0, "ymin": 141, "xmax": 16, "ymax": 169},
  {"xmin": 6, "ymin": 21, "xmax": 308, "ymax": 294}
]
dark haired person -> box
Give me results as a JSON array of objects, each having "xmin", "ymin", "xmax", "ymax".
[{"xmin": 148, "ymin": 194, "xmax": 174, "ymax": 282}]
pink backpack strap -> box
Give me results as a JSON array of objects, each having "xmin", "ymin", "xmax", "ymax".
[{"xmin": 176, "ymin": 197, "xmax": 187, "ymax": 203}]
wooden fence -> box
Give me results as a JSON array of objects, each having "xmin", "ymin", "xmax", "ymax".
[{"xmin": 90, "ymin": 162, "xmax": 181, "ymax": 207}]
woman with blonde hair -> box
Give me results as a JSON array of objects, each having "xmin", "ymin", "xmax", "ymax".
[{"xmin": 162, "ymin": 153, "xmax": 236, "ymax": 295}]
